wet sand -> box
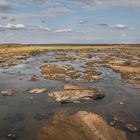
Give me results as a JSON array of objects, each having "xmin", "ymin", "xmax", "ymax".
[{"xmin": 0, "ymin": 45, "xmax": 140, "ymax": 140}]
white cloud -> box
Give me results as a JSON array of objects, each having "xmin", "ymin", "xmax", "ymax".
[
  {"xmin": 111, "ymin": 24, "xmax": 133, "ymax": 30},
  {"xmin": 97, "ymin": 23, "xmax": 134, "ymax": 30},
  {"xmin": 54, "ymin": 28, "xmax": 72, "ymax": 33},
  {"xmin": 112, "ymin": 24, "xmax": 129, "ymax": 29},
  {"xmin": 39, "ymin": 26, "xmax": 51, "ymax": 31},
  {"xmin": 0, "ymin": 24, "xmax": 25, "ymax": 30}
]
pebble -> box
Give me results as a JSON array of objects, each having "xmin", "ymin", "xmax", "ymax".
[
  {"xmin": 7, "ymin": 133, "xmax": 16, "ymax": 139},
  {"xmin": 126, "ymin": 123, "xmax": 138, "ymax": 132}
]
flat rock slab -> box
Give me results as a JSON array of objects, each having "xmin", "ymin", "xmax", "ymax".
[
  {"xmin": 37, "ymin": 111, "xmax": 127, "ymax": 140},
  {"xmin": 49, "ymin": 85, "xmax": 105, "ymax": 103}
]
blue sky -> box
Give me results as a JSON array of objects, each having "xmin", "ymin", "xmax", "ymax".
[{"xmin": 0, "ymin": 0, "xmax": 140, "ymax": 44}]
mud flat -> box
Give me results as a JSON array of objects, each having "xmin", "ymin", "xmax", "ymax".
[{"xmin": 0, "ymin": 44, "xmax": 140, "ymax": 140}]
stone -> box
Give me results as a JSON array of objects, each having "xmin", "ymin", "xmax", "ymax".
[
  {"xmin": 28, "ymin": 88, "xmax": 46, "ymax": 94},
  {"xmin": 49, "ymin": 85, "xmax": 105, "ymax": 103},
  {"xmin": 119, "ymin": 101, "xmax": 124, "ymax": 105},
  {"xmin": 113, "ymin": 113, "xmax": 125, "ymax": 122},
  {"xmin": 1, "ymin": 90, "xmax": 17, "ymax": 96},
  {"xmin": 126, "ymin": 123, "xmax": 138, "ymax": 132},
  {"xmin": 30, "ymin": 74, "xmax": 38, "ymax": 81},
  {"xmin": 7, "ymin": 133, "xmax": 16, "ymax": 139}
]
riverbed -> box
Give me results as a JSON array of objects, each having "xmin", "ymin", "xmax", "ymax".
[{"xmin": 0, "ymin": 48, "xmax": 140, "ymax": 140}]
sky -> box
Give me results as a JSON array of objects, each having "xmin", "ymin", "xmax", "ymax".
[{"xmin": 0, "ymin": 0, "xmax": 140, "ymax": 44}]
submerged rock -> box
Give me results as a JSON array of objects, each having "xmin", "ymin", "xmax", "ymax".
[
  {"xmin": 49, "ymin": 85, "xmax": 105, "ymax": 103},
  {"xmin": 0, "ymin": 90, "xmax": 17, "ymax": 96},
  {"xmin": 126, "ymin": 123, "xmax": 138, "ymax": 132},
  {"xmin": 30, "ymin": 74, "xmax": 38, "ymax": 81},
  {"xmin": 113, "ymin": 113, "xmax": 125, "ymax": 122},
  {"xmin": 28, "ymin": 88, "xmax": 47, "ymax": 94},
  {"xmin": 7, "ymin": 133, "xmax": 16, "ymax": 139},
  {"xmin": 37, "ymin": 111, "xmax": 127, "ymax": 140},
  {"xmin": 119, "ymin": 101, "xmax": 124, "ymax": 105}
]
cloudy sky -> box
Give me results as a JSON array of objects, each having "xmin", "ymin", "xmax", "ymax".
[{"xmin": 0, "ymin": 0, "xmax": 140, "ymax": 44}]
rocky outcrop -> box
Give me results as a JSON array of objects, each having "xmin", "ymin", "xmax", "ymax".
[
  {"xmin": 37, "ymin": 111, "xmax": 127, "ymax": 140},
  {"xmin": 49, "ymin": 85, "xmax": 105, "ymax": 103}
]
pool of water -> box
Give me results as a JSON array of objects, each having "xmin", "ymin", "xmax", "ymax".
[{"xmin": 0, "ymin": 52, "xmax": 140, "ymax": 140}]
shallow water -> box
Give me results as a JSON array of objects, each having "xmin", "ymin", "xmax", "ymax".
[{"xmin": 0, "ymin": 51, "xmax": 140, "ymax": 140}]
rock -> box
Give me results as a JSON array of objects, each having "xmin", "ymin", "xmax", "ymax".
[
  {"xmin": 113, "ymin": 113, "xmax": 125, "ymax": 122},
  {"xmin": 110, "ymin": 121, "xmax": 115, "ymax": 126},
  {"xmin": 37, "ymin": 111, "xmax": 127, "ymax": 140},
  {"xmin": 119, "ymin": 101, "xmax": 124, "ymax": 105},
  {"xmin": 7, "ymin": 133, "xmax": 16, "ymax": 139},
  {"xmin": 49, "ymin": 85, "xmax": 104, "ymax": 103},
  {"xmin": 30, "ymin": 74, "xmax": 38, "ymax": 81},
  {"xmin": 126, "ymin": 123, "xmax": 138, "ymax": 132},
  {"xmin": 1, "ymin": 90, "xmax": 17, "ymax": 96},
  {"xmin": 63, "ymin": 85, "xmax": 96, "ymax": 90},
  {"xmin": 10, "ymin": 62, "xmax": 18, "ymax": 66},
  {"xmin": 28, "ymin": 88, "xmax": 46, "ymax": 94},
  {"xmin": 61, "ymin": 100, "xmax": 73, "ymax": 104}
]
